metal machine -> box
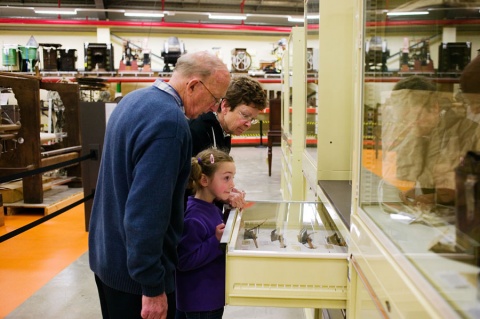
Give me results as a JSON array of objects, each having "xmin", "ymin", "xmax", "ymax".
[
  {"xmin": 119, "ymin": 40, "xmax": 152, "ymax": 72},
  {"xmin": 84, "ymin": 43, "xmax": 114, "ymax": 72},
  {"xmin": 365, "ymin": 36, "xmax": 389, "ymax": 72},
  {"xmin": 161, "ymin": 37, "xmax": 185, "ymax": 72}
]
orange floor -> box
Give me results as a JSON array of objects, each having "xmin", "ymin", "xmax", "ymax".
[
  {"xmin": 362, "ymin": 148, "xmax": 415, "ymax": 191},
  {"xmin": 0, "ymin": 204, "xmax": 88, "ymax": 318}
]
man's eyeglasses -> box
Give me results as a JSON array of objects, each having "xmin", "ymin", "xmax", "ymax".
[
  {"xmin": 237, "ymin": 109, "xmax": 259, "ymax": 125},
  {"xmin": 199, "ymin": 80, "xmax": 223, "ymax": 106}
]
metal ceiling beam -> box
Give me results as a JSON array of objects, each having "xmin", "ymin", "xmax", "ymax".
[
  {"xmin": 94, "ymin": 0, "xmax": 106, "ymax": 20},
  {"xmin": 102, "ymin": 0, "xmax": 304, "ymax": 14}
]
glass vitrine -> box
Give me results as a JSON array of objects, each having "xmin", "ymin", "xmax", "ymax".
[
  {"xmin": 222, "ymin": 200, "xmax": 347, "ymax": 308},
  {"xmin": 281, "ymin": 27, "xmax": 307, "ymax": 200},
  {"xmin": 283, "ymin": 32, "xmax": 294, "ymax": 145},
  {"xmin": 303, "ymin": 0, "xmax": 320, "ymax": 194},
  {"xmin": 305, "ymin": 0, "xmax": 319, "ymax": 166},
  {"xmin": 354, "ymin": 0, "xmax": 480, "ymax": 317}
]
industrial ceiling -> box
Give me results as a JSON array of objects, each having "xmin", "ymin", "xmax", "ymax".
[
  {"xmin": 0, "ymin": 0, "xmax": 307, "ymax": 28},
  {"xmin": 0, "ymin": 0, "xmax": 479, "ymax": 33}
]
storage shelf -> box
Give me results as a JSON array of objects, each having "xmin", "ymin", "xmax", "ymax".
[
  {"xmin": 364, "ymin": 75, "xmax": 461, "ymax": 83},
  {"xmin": 38, "ymin": 75, "xmax": 285, "ymax": 84},
  {"xmin": 231, "ymin": 136, "xmax": 317, "ymax": 146},
  {"xmin": 3, "ymin": 71, "xmax": 317, "ymax": 84}
]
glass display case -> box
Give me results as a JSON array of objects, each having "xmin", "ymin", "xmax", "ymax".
[
  {"xmin": 352, "ymin": 0, "xmax": 480, "ymax": 317},
  {"xmin": 303, "ymin": 0, "xmax": 320, "ymax": 193},
  {"xmin": 281, "ymin": 28, "xmax": 294, "ymax": 151},
  {"xmin": 221, "ymin": 200, "xmax": 347, "ymax": 309},
  {"xmin": 281, "ymin": 27, "xmax": 307, "ymax": 200}
]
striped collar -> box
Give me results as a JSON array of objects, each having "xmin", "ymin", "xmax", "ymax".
[{"xmin": 152, "ymin": 79, "xmax": 185, "ymax": 115}]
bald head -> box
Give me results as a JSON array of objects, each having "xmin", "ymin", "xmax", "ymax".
[
  {"xmin": 174, "ymin": 51, "xmax": 228, "ymax": 78},
  {"xmin": 168, "ymin": 51, "xmax": 231, "ymax": 119}
]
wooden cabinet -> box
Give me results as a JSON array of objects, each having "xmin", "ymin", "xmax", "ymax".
[{"xmin": 0, "ymin": 73, "xmax": 81, "ymax": 205}]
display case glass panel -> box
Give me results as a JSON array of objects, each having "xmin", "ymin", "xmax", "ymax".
[
  {"xmin": 357, "ymin": 0, "xmax": 480, "ymax": 316},
  {"xmin": 280, "ymin": 33, "xmax": 293, "ymax": 148},
  {"xmin": 287, "ymin": 35, "xmax": 294, "ymax": 141},
  {"xmin": 226, "ymin": 201, "xmax": 347, "ymax": 253},
  {"xmin": 305, "ymin": 0, "xmax": 319, "ymax": 163},
  {"xmin": 280, "ymin": 27, "xmax": 307, "ymax": 200},
  {"xmin": 222, "ymin": 200, "xmax": 348, "ymax": 308}
]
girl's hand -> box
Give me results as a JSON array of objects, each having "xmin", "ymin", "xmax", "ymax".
[
  {"xmin": 228, "ymin": 188, "xmax": 246, "ymax": 209},
  {"xmin": 215, "ymin": 223, "xmax": 225, "ymax": 241}
]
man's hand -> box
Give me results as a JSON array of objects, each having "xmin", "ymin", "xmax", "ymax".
[
  {"xmin": 400, "ymin": 188, "xmax": 435, "ymax": 207},
  {"xmin": 399, "ymin": 188, "xmax": 418, "ymax": 206},
  {"xmin": 228, "ymin": 188, "xmax": 246, "ymax": 209},
  {"xmin": 141, "ymin": 293, "xmax": 168, "ymax": 319},
  {"xmin": 435, "ymin": 188, "xmax": 455, "ymax": 205}
]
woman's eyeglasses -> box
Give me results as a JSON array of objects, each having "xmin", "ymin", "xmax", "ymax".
[{"xmin": 237, "ymin": 109, "xmax": 259, "ymax": 125}]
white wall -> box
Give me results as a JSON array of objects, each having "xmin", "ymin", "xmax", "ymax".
[{"xmin": 0, "ymin": 30, "xmax": 288, "ymax": 72}]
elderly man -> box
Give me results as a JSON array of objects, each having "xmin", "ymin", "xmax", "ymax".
[{"xmin": 88, "ymin": 51, "xmax": 231, "ymax": 319}]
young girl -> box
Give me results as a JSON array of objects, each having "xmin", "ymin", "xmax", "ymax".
[{"xmin": 175, "ymin": 148, "xmax": 236, "ymax": 319}]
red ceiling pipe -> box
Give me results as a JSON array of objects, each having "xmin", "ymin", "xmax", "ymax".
[{"xmin": 0, "ymin": 18, "xmax": 292, "ymax": 33}]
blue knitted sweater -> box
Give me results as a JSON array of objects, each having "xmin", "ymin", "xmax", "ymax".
[{"xmin": 89, "ymin": 82, "xmax": 192, "ymax": 297}]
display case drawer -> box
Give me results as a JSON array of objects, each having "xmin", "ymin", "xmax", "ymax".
[{"xmin": 222, "ymin": 201, "xmax": 348, "ymax": 308}]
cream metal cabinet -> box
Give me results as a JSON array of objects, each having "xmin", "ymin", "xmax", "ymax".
[
  {"xmin": 314, "ymin": 0, "xmax": 355, "ymax": 184},
  {"xmin": 350, "ymin": 0, "xmax": 480, "ymax": 318},
  {"xmin": 302, "ymin": 0, "xmax": 356, "ymax": 238},
  {"xmin": 221, "ymin": 200, "xmax": 348, "ymax": 310}
]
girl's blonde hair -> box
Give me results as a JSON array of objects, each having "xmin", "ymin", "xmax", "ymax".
[{"xmin": 189, "ymin": 148, "xmax": 234, "ymax": 193}]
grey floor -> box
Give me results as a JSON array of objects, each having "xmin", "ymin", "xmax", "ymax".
[{"xmin": 6, "ymin": 146, "xmax": 305, "ymax": 319}]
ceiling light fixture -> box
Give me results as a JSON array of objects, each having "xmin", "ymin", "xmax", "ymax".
[
  {"xmin": 386, "ymin": 11, "xmax": 429, "ymax": 16},
  {"xmin": 124, "ymin": 12, "xmax": 164, "ymax": 18},
  {"xmin": 34, "ymin": 8, "xmax": 77, "ymax": 15},
  {"xmin": 208, "ymin": 14, "xmax": 247, "ymax": 20}
]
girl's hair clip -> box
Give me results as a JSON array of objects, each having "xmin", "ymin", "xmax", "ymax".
[
  {"xmin": 197, "ymin": 157, "xmax": 202, "ymax": 164},
  {"xmin": 210, "ymin": 153, "xmax": 215, "ymax": 164}
]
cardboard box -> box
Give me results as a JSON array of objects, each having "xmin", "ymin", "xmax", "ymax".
[
  {"xmin": 0, "ymin": 177, "xmax": 55, "ymax": 204},
  {"xmin": 0, "ymin": 181, "xmax": 24, "ymax": 203}
]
